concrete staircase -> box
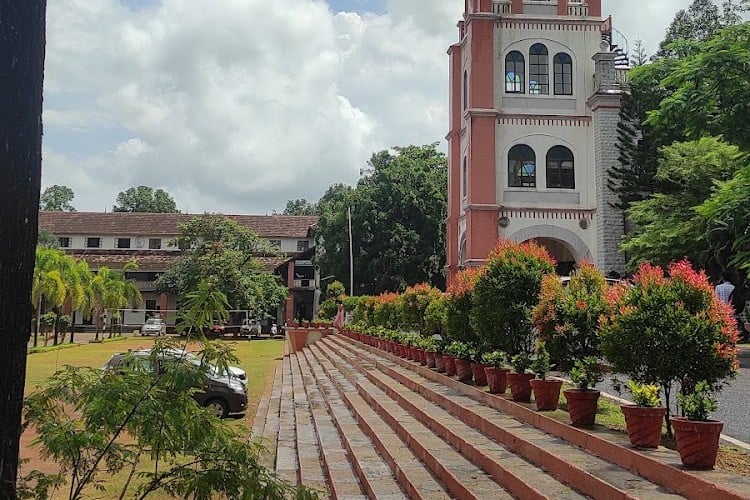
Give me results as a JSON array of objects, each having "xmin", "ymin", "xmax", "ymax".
[{"xmin": 252, "ymin": 334, "xmax": 750, "ymax": 499}]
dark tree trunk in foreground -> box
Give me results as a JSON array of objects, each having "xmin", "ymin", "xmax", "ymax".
[{"xmin": 0, "ymin": 1, "xmax": 47, "ymax": 497}]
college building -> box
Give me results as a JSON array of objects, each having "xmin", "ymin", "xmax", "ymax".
[
  {"xmin": 39, "ymin": 211, "xmax": 319, "ymax": 331},
  {"xmin": 445, "ymin": 0, "xmax": 629, "ymax": 284}
]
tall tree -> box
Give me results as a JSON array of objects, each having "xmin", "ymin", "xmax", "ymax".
[
  {"xmin": 315, "ymin": 144, "xmax": 447, "ymax": 295},
  {"xmin": 0, "ymin": 1, "xmax": 46, "ymax": 497},
  {"xmin": 155, "ymin": 215, "xmax": 287, "ymax": 321},
  {"xmin": 113, "ymin": 185, "xmax": 179, "ymax": 213},
  {"xmin": 39, "ymin": 185, "xmax": 75, "ymax": 211},
  {"xmin": 282, "ymin": 198, "xmax": 317, "ymax": 215},
  {"xmin": 621, "ymin": 137, "xmax": 745, "ymax": 273}
]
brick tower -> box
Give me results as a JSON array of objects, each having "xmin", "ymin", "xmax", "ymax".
[{"xmin": 445, "ymin": 0, "xmax": 628, "ymax": 285}]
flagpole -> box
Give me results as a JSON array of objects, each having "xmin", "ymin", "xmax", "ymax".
[{"xmin": 348, "ymin": 206, "xmax": 354, "ymax": 296}]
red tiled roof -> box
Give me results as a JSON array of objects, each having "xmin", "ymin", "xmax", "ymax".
[
  {"xmin": 66, "ymin": 249, "xmax": 293, "ymax": 273},
  {"xmin": 39, "ymin": 211, "xmax": 318, "ymax": 238}
]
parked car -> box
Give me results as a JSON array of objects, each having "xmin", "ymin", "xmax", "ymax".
[
  {"xmin": 139, "ymin": 318, "xmax": 167, "ymax": 336},
  {"xmin": 207, "ymin": 321, "xmax": 226, "ymax": 337},
  {"xmin": 102, "ymin": 348, "xmax": 247, "ymax": 418}
]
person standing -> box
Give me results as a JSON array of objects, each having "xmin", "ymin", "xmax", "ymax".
[{"xmin": 715, "ymin": 272, "xmax": 735, "ymax": 304}]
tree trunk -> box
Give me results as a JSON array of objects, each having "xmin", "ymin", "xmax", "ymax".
[
  {"xmin": 69, "ymin": 313, "xmax": 76, "ymax": 344},
  {"xmin": 53, "ymin": 309, "xmax": 60, "ymax": 346},
  {"xmin": 34, "ymin": 296, "xmax": 43, "ymax": 348},
  {"xmin": 0, "ymin": 1, "xmax": 46, "ymax": 497}
]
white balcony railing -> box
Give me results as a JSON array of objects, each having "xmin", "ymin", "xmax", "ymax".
[
  {"xmin": 492, "ymin": 0, "xmax": 512, "ymax": 14},
  {"xmin": 568, "ymin": 2, "xmax": 588, "ymax": 16}
]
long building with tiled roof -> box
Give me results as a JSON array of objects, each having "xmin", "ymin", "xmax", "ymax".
[{"xmin": 39, "ymin": 211, "xmax": 320, "ymax": 333}]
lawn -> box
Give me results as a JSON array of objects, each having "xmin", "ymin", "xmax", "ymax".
[{"xmin": 21, "ymin": 335, "xmax": 285, "ymax": 498}]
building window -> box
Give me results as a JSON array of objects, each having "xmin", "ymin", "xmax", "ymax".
[
  {"xmin": 269, "ymin": 239, "xmax": 282, "ymax": 249},
  {"xmin": 58, "ymin": 237, "xmax": 71, "ymax": 248},
  {"xmin": 458, "ymin": 234, "xmax": 467, "ymax": 268},
  {"xmin": 546, "ymin": 146, "xmax": 575, "ymax": 189},
  {"xmin": 529, "ymin": 43, "xmax": 549, "ymax": 95},
  {"xmin": 297, "ymin": 240, "xmax": 309, "ymax": 252},
  {"xmin": 148, "ymin": 238, "xmax": 161, "ymax": 249},
  {"xmin": 554, "ymin": 53, "xmax": 573, "ymax": 95},
  {"xmin": 86, "ymin": 237, "xmax": 101, "ymax": 248},
  {"xmin": 115, "ymin": 238, "xmax": 131, "ymax": 249},
  {"xmin": 463, "ymin": 70, "xmax": 468, "ymax": 110},
  {"xmin": 508, "ymin": 144, "xmax": 536, "ymax": 188},
  {"xmin": 505, "ymin": 51, "xmax": 525, "ymax": 93},
  {"xmin": 462, "ymin": 156, "xmax": 468, "ymax": 197}
]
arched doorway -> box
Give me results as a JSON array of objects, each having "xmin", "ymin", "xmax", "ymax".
[
  {"xmin": 531, "ymin": 237, "xmax": 576, "ymax": 276},
  {"xmin": 507, "ymin": 225, "xmax": 592, "ymax": 276}
]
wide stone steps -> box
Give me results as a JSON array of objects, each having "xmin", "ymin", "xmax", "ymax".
[{"xmin": 253, "ymin": 333, "xmax": 750, "ymax": 499}]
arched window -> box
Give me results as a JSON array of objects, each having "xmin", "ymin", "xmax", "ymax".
[
  {"xmin": 462, "ymin": 156, "xmax": 468, "ymax": 197},
  {"xmin": 508, "ymin": 145, "xmax": 536, "ymax": 188},
  {"xmin": 546, "ymin": 146, "xmax": 575, "ymax": 189},
  {"xmin": 554, "ymin": 53, "xmax": 573, "ymax": 95},
  {"xmin": 505, "ymin": 51, "xmax": 525, "ymax": 93},
  {"xmin": 529, "ymin": 43, "xmax": 549, "ymax": 95},
  {"xmin": 463, "ymin": 70, "xmax": 468, "ymax": 110}
]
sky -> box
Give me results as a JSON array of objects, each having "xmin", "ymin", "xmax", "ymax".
[{"xmin": 42, "ymin": 0, "xmax": 713, "ymax": 214}]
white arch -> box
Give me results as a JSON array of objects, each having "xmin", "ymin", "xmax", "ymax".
[{"xmin": 507, "ymin": 224, "xmax": 592, "ymax": 263}]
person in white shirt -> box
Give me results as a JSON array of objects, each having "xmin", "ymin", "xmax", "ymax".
[{"xmin": 715, "ymin": 272, "xmax": 735, "ymax": 304}]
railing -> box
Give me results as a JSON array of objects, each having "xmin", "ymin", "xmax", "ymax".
[
  {"xmin": 568, "ymin": 2, "xmax": 588, "ymax": 16},
  {"xmin": 134, "ymin": 280, "xmax": 157, "ymax": 292},
  {"xmin": 492, "ymin": 0, "xmax": 511, "ymax": 14},
  {"xmin": 293, "ymin": 279, "xmax": 316, "ymax": 290},
  {"xmin": 614, "ymin": 68, "xmax": 629, "ymax": 85}
]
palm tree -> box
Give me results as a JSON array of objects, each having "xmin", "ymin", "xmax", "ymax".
[
  {"xmin": 91, "ymin": 264, "xmax": 142, "ymax": 341},
  {"xmin": 31, "ymin": 248, "xmax": 67, "ymax": 347}
]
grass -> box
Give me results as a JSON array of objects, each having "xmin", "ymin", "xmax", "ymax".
[{"xmin": 21, "ymin": 335, "xmax": 285, "ymax": 498}]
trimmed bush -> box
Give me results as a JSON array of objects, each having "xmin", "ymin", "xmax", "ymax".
[
  {"xmin": 401, "ymin": 283, "xmax": 443, "ymax": 335},
  {"xmin": 471, "ymin": 240, "xmax": 555, "ymax": 356},
  {"xmin": 445, "ymin": 268, "xmax": 484, "ymax": 344}
]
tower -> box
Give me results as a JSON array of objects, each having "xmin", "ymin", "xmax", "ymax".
[{"xmin": 446, "ymin": 0, "xmax": 628, "ymax": 285}]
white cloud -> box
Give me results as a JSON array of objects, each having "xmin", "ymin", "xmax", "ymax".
[{"xmin": 42, "ymin": 0, "xmax": 698, "ymax": 214}]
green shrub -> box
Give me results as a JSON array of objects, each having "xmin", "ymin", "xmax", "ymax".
[
  {"xmin": 531, "ymin": 342, "xmax": 553, "ymax": 380},
  {"xmin": 444, "ymin": 340, "xmax": 473, "ymax": 360},
  {"xmin": 626, "ymin": 380, "xmax": 661, "ymax": 408},
  {"xmin": 401, "ymin": 284, "xmax": 443, "ymax": 335},
  {"xmin": 423, "ymin": 295, "xmax": 448, "ymax": 338},
  {"xmin": 481, "ymin": 351, "xmax": 507, "ymax": 368},
  {"xmin": 569, "ymin": 357, "xmax": 603, "ymax": 390},
  {"xmin": 445, "ymin": 268, "xmax": 483, "ymax": 344},
  {"xmin": 678, "ymin": 381, "xmax": 718, "ymax": 421},
  {"xmin": 326, "ymin": 280, "xmax": 346, "ymax": 299},
  {"xmin": 318, "ymin": 298, "xmax": 338, "ymax": 320},
  {"xmin": 510, "ymin": 352, "xmax": 532, "ymax": 374},
  {"xmin": 531, "ymin": 263, "xmax": 607, "ymax": 371},
  {"xmin": 471, "ymin": 240, "xmax": 555, "ymax": 356}
]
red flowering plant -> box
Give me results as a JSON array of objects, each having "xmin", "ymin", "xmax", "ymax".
[
  {"xmin": 371, "ymin": 292, "xmax": 403, "ymax": 330},
  {"xmin": 599, "ymin": 260, "xmax": 739, "ymax": 434},
  {"xmin": 470, "ymin": 240, "xmax": 556, "ymax": 356},
  {"xmin": 445, "ymin": 267, "xmax": 484, "ymax": 344},
  {"xmin": 401, "ymin": 283, "xmax": 443, "ymax": 335},
  {"xmin": 531, "ymin": 263, "xmax": 608, "ymax": 371}
]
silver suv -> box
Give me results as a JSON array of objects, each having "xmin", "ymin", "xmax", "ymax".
[
  {"xmin": 102, "ymin": 348, "xmax": 247, "ymax": 418},
  {"xmin": 140, "ymin": 318, "xmax": 167, "ymax": 336}
]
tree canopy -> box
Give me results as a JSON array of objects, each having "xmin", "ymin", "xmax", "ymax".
[
  {"xmin": 315, "ymin": 144, "xmax": 447, "ymax": 295},
  {"xmin": 113, "ymin": 185, "xmax": 179, "ymax": 213},
  {"xmin": 282, "ymin": 198, "xmax": 317, "ymax": 215},
  {"xmin": 155, "ymin": 215, "xmax": 287, "ymax": 319},
  {"xmin": 40, "ymin": 185, "xmax": 75, "ymax": 212}
]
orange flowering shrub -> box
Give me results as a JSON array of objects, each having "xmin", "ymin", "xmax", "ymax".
[
  {"xmin": 531, "ymin": 263, "xmax": 608, "ymax": 371},
  {"xmin": 600, "ymin": 260, "xmax": 738, "ymax": 427},
  {"xmin": 471, "ymin": 239, "xmax": 556, "ymax": 356},
  {"xmin": 371, "ymin": 292, "xmax": 403, "ymax": 330},
  {"xmin": 401, "ymin": 283, "xmax": 443, "ymax": 335},
  {"xmin": 445, "ymin": 267, "xmax": 485, "ymax": 344}
]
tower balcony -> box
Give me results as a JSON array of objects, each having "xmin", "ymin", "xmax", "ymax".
[{"xmin": 491, "ymin": 0, "xmax": 595, "ymax": 17}]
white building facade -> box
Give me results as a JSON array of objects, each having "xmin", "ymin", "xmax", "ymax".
[{"xmin": 446, "ymin": 0, "xmax": 628, "ymax": 284}]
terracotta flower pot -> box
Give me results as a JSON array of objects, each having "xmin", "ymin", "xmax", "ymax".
[
  {"xmin": 444, "ymin": 355, "xmax": 457, "ymax": 376},
  {"xmin": 672, "ymin": 417, "xmax": 723, "ymax": 469},
  {"xmin": 507, "ymin": 373, "xmax": 534, "ymax": 402},
  {"xmin": 434, "ymin": 353, "xmax": 446, "ymax": 373},
  {"xmin": 471, "ymin": 363, "xmax": 488, "ymax": 387},
  {"xmin": 416, "ymin": 348, "xmax": 427, "ymax": 366},
  {"xmin": 621, "ymin": 405, "xmax": 667, "ymax": 449},
  {"xmin": 564, "ymin": 389, "xmax": 600, "ymax": 427},
  {"xmin": 530, "ymin": 379, "xmax": 563, "ymax": 411},
  {"xmin": 425, "ymin": 351, "xmax": 436, "ymax": 368},
  {"xmin": 454, "ymin": 358, "xmax": 473, "ymax": 382},
  {"xmin": 484, "ymin": 367, "xmax": 509, "ymax": 394}
]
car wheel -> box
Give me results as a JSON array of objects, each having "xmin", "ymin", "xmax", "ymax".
[{"xmin": 205, "ymin": 398, "xmax": 229, "ymax": 419}]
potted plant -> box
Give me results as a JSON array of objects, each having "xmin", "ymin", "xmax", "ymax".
[
  {"xmin": 420, "ymin": 337, "xmax": 438, "ymax": 368},
  {"xmin": 482, "ymin": 351, "xmax": 509, "ymax": 394},
  {"xmin": 507, "ymin": 353, "xmax": 534, "ymax": 402},
  {"xmin": 621, "ymin": 380, "xmax": 666, "ymax": 449},
  {"xmin": 564, "ymin": 356, "xmax": 602, "ymax": 427},
  {"xmin": 672, "ymin": 381, "xmax": 723, "ymax": 469},
  {"xmin": 529, "ymin": 343, "xmax": 563, "ymax": 411},
  {"xmin": 433, "ymin": 341, "xmax": 447, "ymax": 373},
  {"xmin": 600, "ymin": 261, "xmax": 739, "ymax": 437},
  {"xmin": 469, "ymin": 346, "xmax": 488, "ymax": 387},
  {"xmin": 445, "ymin": 341, "xmax": 473, "ymax": 383}
]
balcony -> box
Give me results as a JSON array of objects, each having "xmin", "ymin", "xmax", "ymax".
[
  {"xmin": 568, "ymin": 1, "xmax": 588, "ymax": 16},
  {"xmin": 293, "ymin": 279, "xmax": 316, "ymax": 291}
]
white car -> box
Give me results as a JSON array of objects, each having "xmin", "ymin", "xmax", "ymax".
[{"xmin": 140, "ymin": 318, "xmax": 167, "ymax": 336}]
